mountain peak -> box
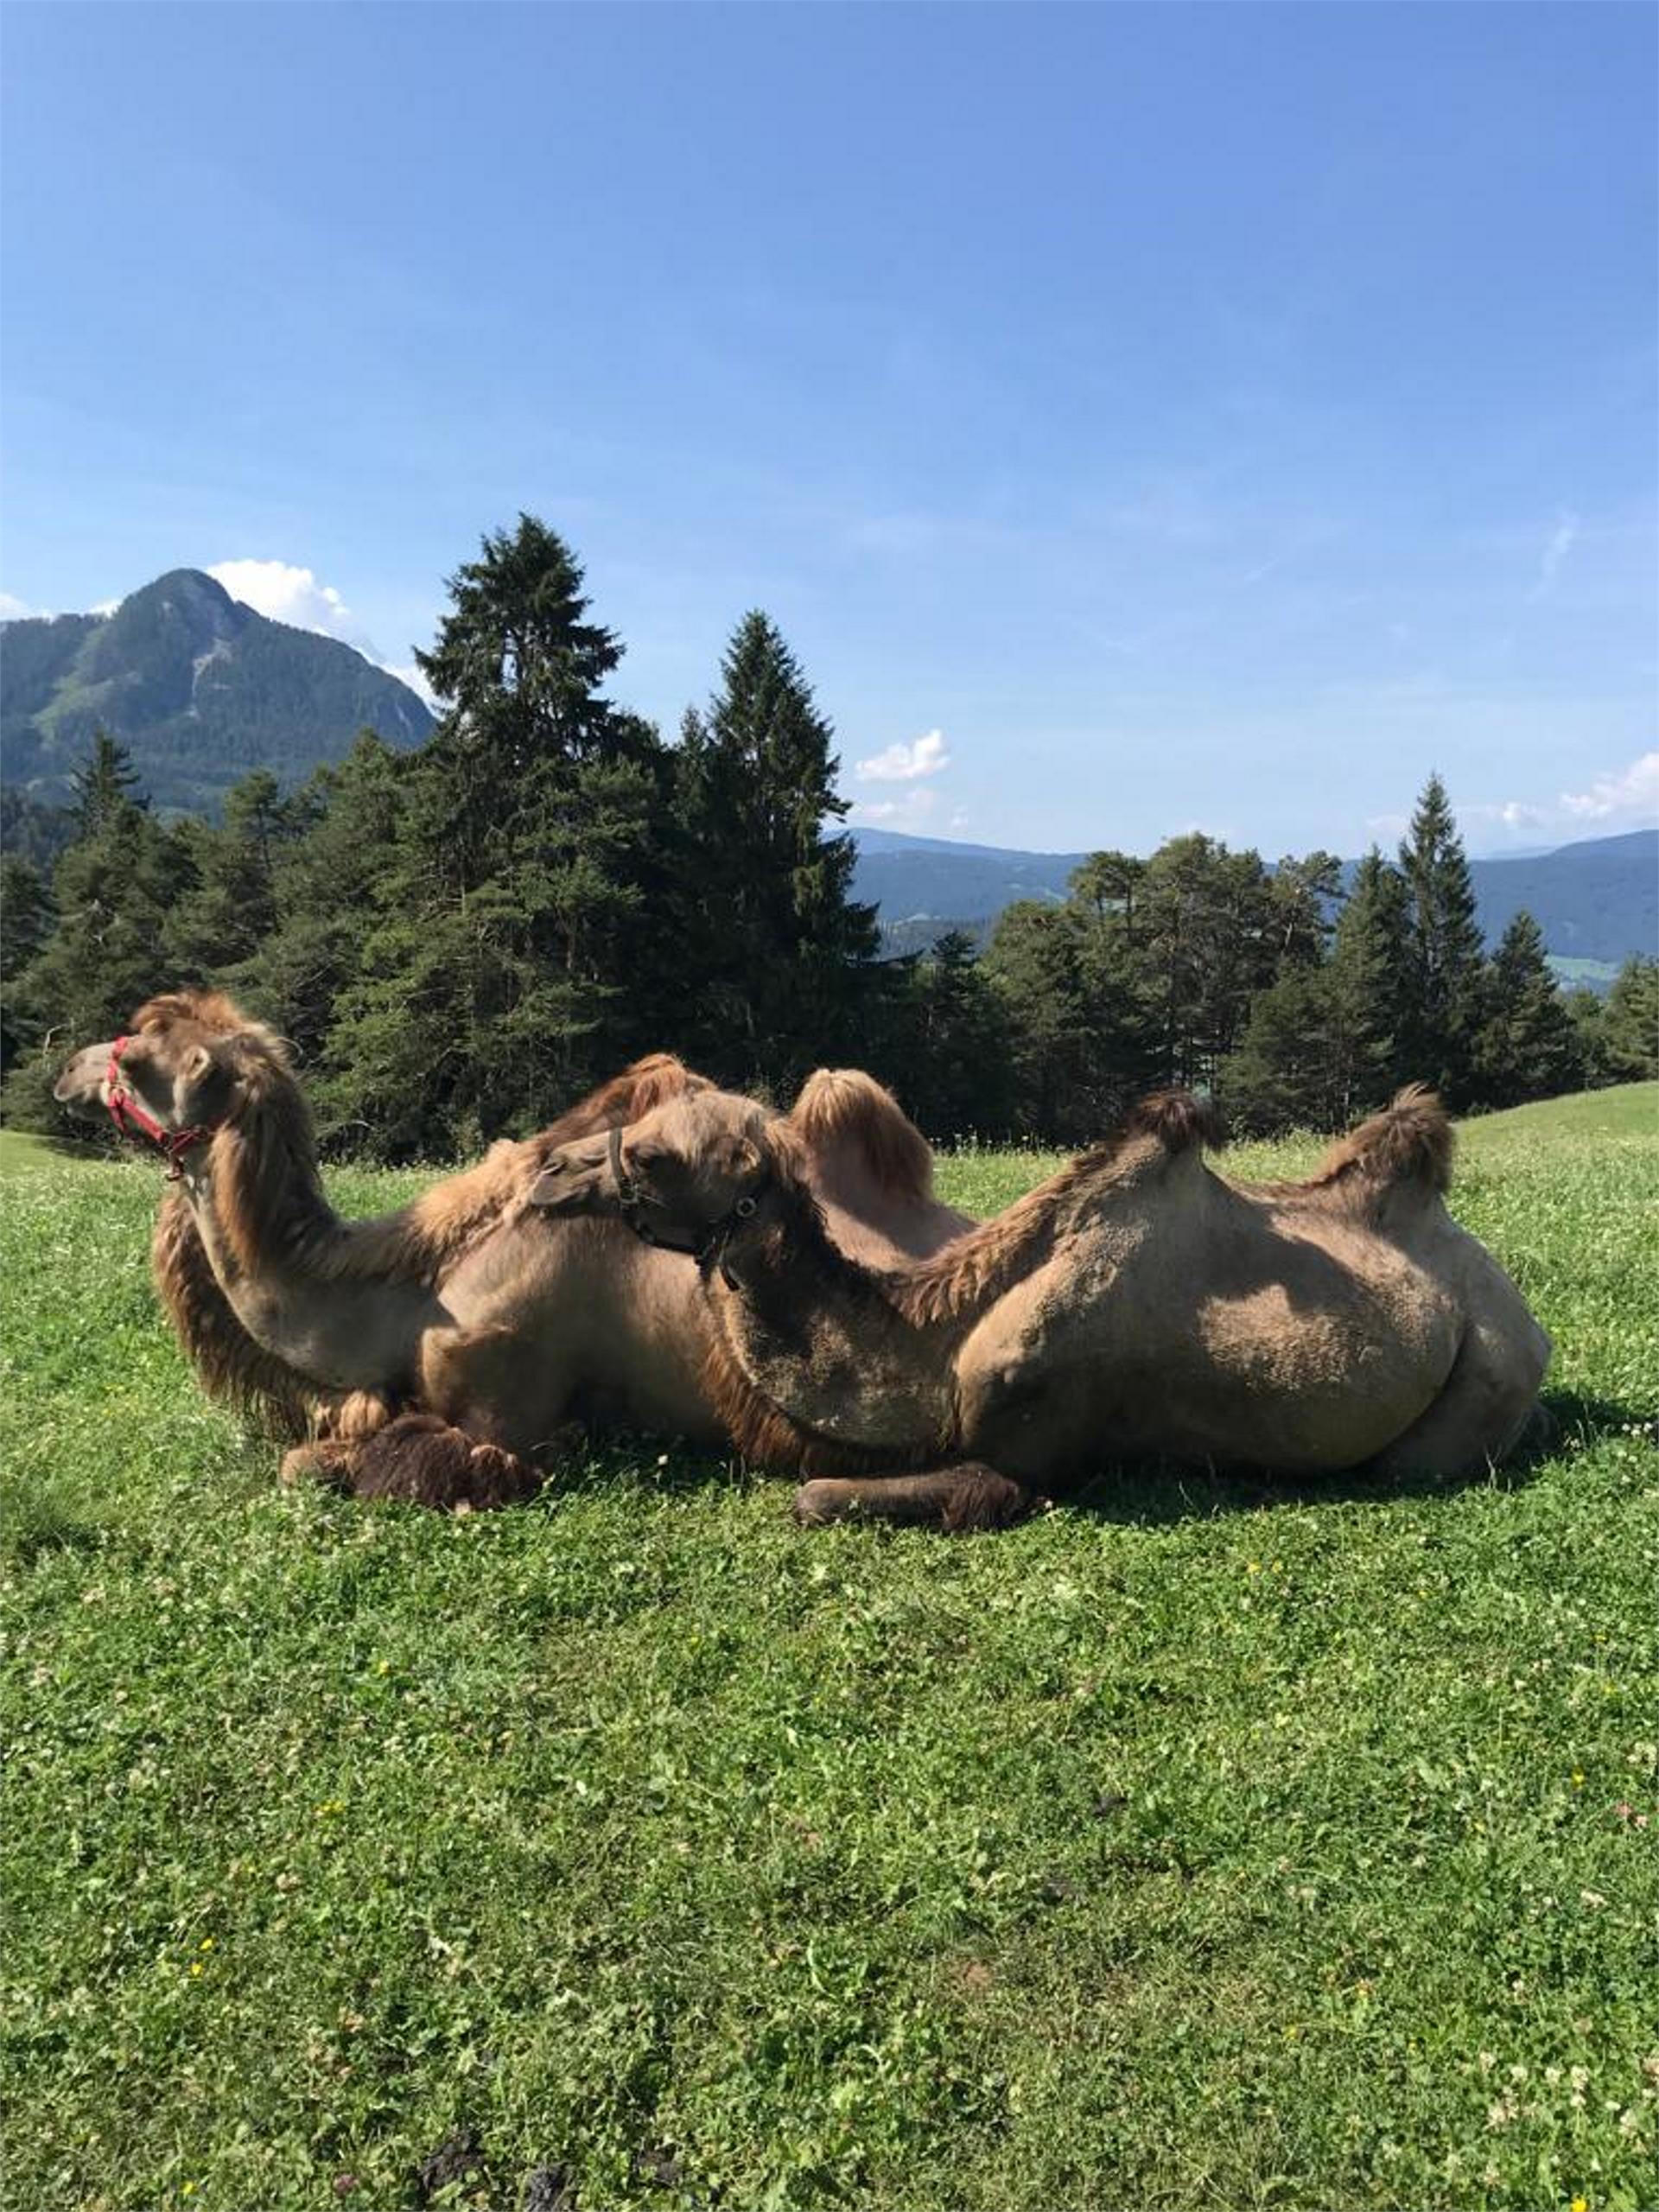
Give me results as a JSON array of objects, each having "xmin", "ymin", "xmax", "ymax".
[{"xmin": 2, "ymin": 567, "xmax": 433, "ymax": 813}]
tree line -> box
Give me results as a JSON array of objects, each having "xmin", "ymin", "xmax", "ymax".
[{"xmin": 3, "ymin": 514, "xmax": 1654, "ymax": 1156}]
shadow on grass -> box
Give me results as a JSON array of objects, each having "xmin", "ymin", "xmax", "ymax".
[{"xmin": 507, "ymin": 1385, "xmax": 1654, "ymax": 1535}]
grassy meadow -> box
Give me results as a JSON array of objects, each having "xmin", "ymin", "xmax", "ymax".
[{"xmin": 3, "ymin": 1088, "xmax": 1656, "ymax": 2212}]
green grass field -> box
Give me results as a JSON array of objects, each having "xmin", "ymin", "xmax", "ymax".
[{"xmin": 3, "ymin": 1089, "xmax": 1656, "ymax": 2212}]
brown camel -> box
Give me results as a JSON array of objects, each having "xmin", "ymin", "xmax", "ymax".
[
  {"xmin": 53, "ymin": 993, "xmax": 970, "ymax": 1508},
  {"xmin": 531, "ymin": 1084, "xmax": 1553, "ymax": 1530}
]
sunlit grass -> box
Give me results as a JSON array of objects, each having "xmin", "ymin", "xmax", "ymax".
[{"xmin": 3, "ymin": 1089, "xmax": 1655, "ymax": 2210}]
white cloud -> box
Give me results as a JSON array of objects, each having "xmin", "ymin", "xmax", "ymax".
[
  {"xmin": 207, "ymin": 557, "xmax": 438, "ymax": 706},
  {"xmin": 208, "ymin": 558, "xmax": 357, "ymax": 640},
  {"xmin": 850, "ymin": 786, "xmax": 940, "ymax": 828},
  {"xmin": 1557, "ymin": 749, "xmax": 1659, "ymax": 823},
  {"xmin": 0, "ymin": 590, "xmax": 38, "ymax": 620},
  {"xmin": 1529, "ymin": 509, "xmax": 1580, "ymax": 601},
  {"xmin": 855, "ymin": 728, "xmax": 950, "ymax": 782}
]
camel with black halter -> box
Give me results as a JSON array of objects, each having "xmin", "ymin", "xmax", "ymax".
[{"xmin": 531, "ymin": 1084, "xmax": 1552, "ymax": 1530}]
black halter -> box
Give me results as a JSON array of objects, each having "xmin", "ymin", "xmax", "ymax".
[{"xmin": 608, "ymin": 1123, "xmax": 758, "ymax": 1262}]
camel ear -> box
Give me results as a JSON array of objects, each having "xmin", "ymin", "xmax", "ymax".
[
  {"xmin": 736, "ymin": 1139, "xmax": 762, "ymax": 1175},
  {"xmin": 183, "ymin": 1044, "xmax": 213, "ymax": 1082}
]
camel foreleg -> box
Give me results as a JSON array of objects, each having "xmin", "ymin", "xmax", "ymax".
[{"xmin": 793, "ymin": 1463, "xmax": 1039, "ymax": 1533}]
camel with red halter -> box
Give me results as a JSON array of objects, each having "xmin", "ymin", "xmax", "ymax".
[{"xmin": 54, "ymin": 992, "xmax": 971, "ymax": 1509}]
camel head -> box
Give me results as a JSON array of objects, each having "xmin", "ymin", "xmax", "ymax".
[
  {"xmin": 529, "ymin": 1088, "xmax": 781, "ymax": 1255},
  {"xmin": 54, "ymin": 991, "xmax": 293, "ymax": 1166}
]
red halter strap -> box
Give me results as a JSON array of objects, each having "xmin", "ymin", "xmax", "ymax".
[{"xmin": 105, "ymin": 1034, "xmax": 217, "ymax": 1180}]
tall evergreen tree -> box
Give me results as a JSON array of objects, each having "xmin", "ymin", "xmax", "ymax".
[
  {"xmin": 894, "ymin": 930, "xmax": 1020, "ymax": 1139},
  {"xmin": 163, "ymin": 770, "xmax": 301, "ymax": 980},
  {"xmin": 671, "ymin": 611, "xmax": 878, "ymax": 1090},
  {"xmin": 0, "ymin": 855, "xmax": 55, "ymax": 1077},
  {"xmin": 1598, "ymin": 955, "xmax": 1659, "ymax": 1081},
  {"xmin": 70, "ymin": 728, "xmax": 145, "ymax": 836},
  {"xmin": 2, "ymin": 754, "xmax": 195, "ymax": 1128},
  {"xmin": 1135, "ymin": 835, "xmax": 1278, "ymax": 1088},
  {"xmin": 326, "ymin": 518, "xmax": 672, "ymax": 1154},
  {"xmin": 1398, "ymin": 772, "xmax": 1485, "ymax": 1103},
  {"xmin": 1324, "ymin": 848, "xmax": 1414, "ymax": 1115},
  {"xmin": 1476, "ymin": 911, "xmax": 1583, "ymax": 1105}
]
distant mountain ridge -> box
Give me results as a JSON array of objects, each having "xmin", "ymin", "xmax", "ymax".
[
  {"xmin": 1, "ymin": 568, "xmax": 433, "ymax": 815},
  {"xmin": 852, "ymin": 824, "xmax": 1659, "ymax": 969}
]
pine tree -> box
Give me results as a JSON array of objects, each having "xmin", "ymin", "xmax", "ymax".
[
  {"xmin": 1599, "ymin": 955, "xmax": 1659, "ymax": 1081},
  {"xmin": 238, "ymin": 734, "xmax": 410, "ymax": 1084},
  {"xmin": 163, "ymin": 771, "xmax": 301, "ymax": 980},
  {"xmin": 1220, "ymin": 964, "xmax": 1344, "ymax": 1133},
  {"xmin": 70, "ymin": 728, "xmax": 145, "ymax": 836},
  {"xmin": 324, "ymin": 518, "xmax": 672, "ymax": 1156},
  {"xmin": 1476, "ymin": 911, "xmax": 1583, "ymax": 1104},
  {"xmin": 1135, "ymin": 835, "xmax": 1278, "ymax": 1089},
  {"xmin": 2, "ymin": 757, "xmax": 195, "ymax": 1128},
  {"xmin": 671, "ymin": 611, "xmax": 878, "ymax": 1090},
  {"xmin": 0, "ymin": 856, "xmax": 55, "ymax": 1077},
  {"xmin": 1325, "ymin": 849, "xmax": 1414, "ymax": 1116},
  {"xmin": 895, "ymin": 930, "xmax": 1020, "ymax": 1139},
  {"xmin": 1398, "ymin": 772, "xmax": 1485, "ymax": 1103}
]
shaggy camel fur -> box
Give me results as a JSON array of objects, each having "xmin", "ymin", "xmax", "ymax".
[
  {"xmin": 531, "ymin": 1084, "xmax": 1553, "ymax": 1530},
  {"xmin": 54, "ymin": 993, "xmax": 970, "ymax": 1509}
]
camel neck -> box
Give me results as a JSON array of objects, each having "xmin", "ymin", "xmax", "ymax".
[
  {"xmin": 712, "ymin": 1173, "xmax": 961, "ymax": 1453},
  {"xmin": 179, "ymin": 1097, "xmax": 437, "ymax": 1394}
]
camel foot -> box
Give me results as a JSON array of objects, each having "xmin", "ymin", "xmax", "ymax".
[
  {"xmin": 351, "ymin": 1414, "xmax": 543, "ymax": 1509},
  {"xmin": 794, "ymin": 1463, "xmax": 1037, "ymax": 1534},
  {"xmin": 283, "ymin": 1416, "xmax": 542, "ymax": 1510}
]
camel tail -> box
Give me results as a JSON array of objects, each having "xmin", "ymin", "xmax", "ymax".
[
  {"xmin": 1123, "ymin": 1089, "xmax": 1227, "ymax": 1158},
  {"xmin": 1314, "ymin": 1085, "xmax": 1454, "ymax": 1198}
]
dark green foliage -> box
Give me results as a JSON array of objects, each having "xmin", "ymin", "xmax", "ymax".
[
  {"xmin": 893, "ymin": 931, "xmax": 1020, "ymax": 1138},
  {"xmin": 1135, "ymin": 835, "xmax": 1279, "ymax": 1089},
  {"xmin": 2, "ymin": 737, "xmax": 197, "ymax": 1128},
  {"xmin": 671, "ymin": 613, "xmax": 880, "ymax": 1091},
  {"xmin": 1477, "ymin": 911, "xmax": 1584, "ymax": 1106},
  {"xmin": 1398, "ymin": 772, "xmax": 1486, "ymax": 1105},
  {"xmin": 319, "ymin": 518, "xmax": 677, "ymax": 1156},
  {"xmin": 0, "ymin": 855, "xmax": 54, "ymax": 1074},
  {"xmin": 0, "ymin": 785, "xmax": 76, "ymax": 868},
  {"xmin": 1583, "ymin": 955, "xmax": 1659, "ymax": 1084}
]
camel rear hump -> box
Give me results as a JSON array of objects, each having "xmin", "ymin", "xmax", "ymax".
[{"xmin": 1307, "ymin": 1086, "xmax": 1455, "ymax": 1214}]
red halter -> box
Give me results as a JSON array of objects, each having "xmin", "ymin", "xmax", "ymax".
[{"xmin": 105, "ymin": 1034, "xmax": 218, "ymax": 1180}]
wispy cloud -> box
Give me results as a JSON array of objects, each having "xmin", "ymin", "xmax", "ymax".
[
  {"xmin": 1528, "ymin": 508, "xmax": 1580, "ymax": 601},
  {"xmin": 855, "ymin": 728, "xmax": 950, "ymax": 782},
  {"xmin": 850, "ymin": 786, "xmax": 941, "ymax": 828},
  {"xmin": 1557, "ymin": 748, "xmax": 1659, "ymax": 823},
  {"xmin": 0, "ymin": 590, "xmax": 41, "ymax": 619},
  {"xmin": 1462, "ymin": 750, "xmax": 1658, "ymax": 848}
]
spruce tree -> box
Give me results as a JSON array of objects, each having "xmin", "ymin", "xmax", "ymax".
[
  {"xmin": 325, "ymin": 518, "xmax": 672, "ymax": 1155},
  {"xmin": 0, "ymin": 856, "xmax": 54, "ymax": 1077},
  {"xmin": 897, "ymin": 930, "xmax": 1020, "ymax": 1139},
  {"xmin": 163, "ymin": 771, "xmax": 299, "ymax": 980},
  {"xmin": 1477, "ymin": 911, "xmax": 1583, "ymax": 1105},
  {"xmin": 1599, "ymin": 955, "xmax": 1659, "ymax": 1081},
  {"xmin": 1398, "ymin": 772, "xmax": 1485, "ymax": 1103},
  {"xmin": 1325, "ymin": 849, "xmax": 1414, "ymax": 1116},
  {"xmin": 671, "ymin": 611, "xmax": 878, "ymax": 1090}
]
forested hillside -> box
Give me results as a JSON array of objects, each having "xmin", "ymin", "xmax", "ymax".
[{"xmin": 1, "ymin": 569, "xmax": 432, "ymax": 815}]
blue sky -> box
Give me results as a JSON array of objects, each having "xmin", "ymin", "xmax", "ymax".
[{"xmin": 3, "ymin": 3, "xmax": 1654, "ymax": 856}]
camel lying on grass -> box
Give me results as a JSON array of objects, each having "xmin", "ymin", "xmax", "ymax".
[
  {"xmin": 531, "ymin": 1084, "xmax": 1553, "ymax": 1530},
  {"xmin": 54, "ymin": 993, "xmax": 969, "ymax": 1510}
]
